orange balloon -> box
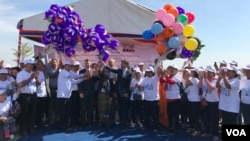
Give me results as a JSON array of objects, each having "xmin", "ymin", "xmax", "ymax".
[
  {"xmin": 156, "ymin": 44, "xmax": 167, "ymax": 54},
  {"xmin": 167, "ymin": 7, "xmax": 179, "ymax": 18},
  {"xmin": 154, "ymin": 33, "xmax": 166, "ymax": 42},
  {"xmin": 164, "ymin": 4, "xmax": 174, "ymax": 11},
  {"xmin": 162, "ymin": 27, "xmax": 174, "ymax": 39}
]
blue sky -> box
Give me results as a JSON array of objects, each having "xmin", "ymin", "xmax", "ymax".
[{"xmin": 0, "ymin": 0, "xmax": 249, "ymax": 68}]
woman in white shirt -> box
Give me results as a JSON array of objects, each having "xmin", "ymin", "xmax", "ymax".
[
  {"xmin": 198, "ymin": 66, "xmax": 219, "ymax": 140},
  {"xmin": 216, "ymin": 66, "xmax": 240, "ymax": 125},
  {"xmin": 160, "ymin": 65, "xmax": 182, "ymax": 133},
  {"xmin": 0, "ymin": 90, "xmax": 12, "ymax": 141},
  {"xmin": 239, "ymin": 65, "xmax": 250, "ymax": 125},
  {"xmin": 129, "ymin": 67, "xmax": 144, "ymax": 128},
  {"xmin": 140, "ymin": 66, "xmax": 162, "ymax": 132},
  {"xmin": 185, "ymin": 68, "xmax": 202, "ymax": 136}
]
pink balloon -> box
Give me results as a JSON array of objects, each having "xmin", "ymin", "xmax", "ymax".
[
  {"xmin": 162, "ymin": 13, "xmax": 175, "ymax": 27},
  {"xmin": 156, "ymin": 9, "xmax": 166, "ymax": 21},
  {"xmin": 172, "ymin": 22, "xmax": 184, "ymax": 34},
  {"xmin": 186, "ymin": 12, "xmax": 195, "ymax": 24}
]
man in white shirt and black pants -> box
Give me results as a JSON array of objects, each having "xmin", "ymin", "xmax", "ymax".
[
  {"xmin": 57, "ymin": 61, "xmax": 84, "ymax": 130},
  {"xmin": 16, "ymin": 59, "xmax": 39, "ymax": 136}
]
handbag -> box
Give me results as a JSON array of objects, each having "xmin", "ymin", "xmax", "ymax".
[
  {"xmin": 133, "ymin": 94, "xmax": 142, "ymax": 101},
  {"xmin": 119, "ymin": 88, "xmax": 127, "ymax": 96},
  {"xmin": 132, "ymin": 88, "xmax": 142, "ymax": 101},
  {"xmin": 9, "ymin": 100, "xmax": 21, "ymax": 119},
  {"xmin": 200, "ymin": 98, "xmax": 208, "ymax": 109}
]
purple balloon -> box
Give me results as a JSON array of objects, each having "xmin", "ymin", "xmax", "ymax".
[
  {"xmin": 63, "ymin": 27, "xmax": 76, "ymax": 38},
  {"xmin": 96, "ymin": 44, "xmax": 105, "ymax": 51},
  {"xmin": 56, "ymin": 14, "xmax": 66, "ymax": 23},
  {"xmin": 50, "ymin": 4, "xmax": 61, "ymax": 13},
  {"xmin": 109, "ymin": 39, "xmax": 119, "ymax": 50},
  {"xmin": 41, "ymin": 36, "xmax": 50, "ymax": 45},
  {"xmin": 48, "ymin": 23, "xmax": 59, "ymax": 33},
  {"xmin": 89, "ymin": 35, "xmax": 100, "ymax": 47},
  {"xmin": 64, "ymin": 47, "xmax": 75, "ymax": 57},
  {"xmin": 181, "ymin": 47, "xmax": 193, "ymax": 58},
  {"xmin": 70, "ymin": 11, "xmax": 80, "ymax": 20},
  {"xmin": 44, "ymin": 31, "xmax": 52, "ymax": 40},
  {"xmin": 84, "ymin": 44, "xmax": 96, "ymax": 52},
  {"xmin": 95, "ymin": 24, "xmax": 106, "ymax": 34},
  {"xmin": 61, "ymin": 6, "xmax": 72, "ymax": 15},
  {"xmin": 45, "ymin": 9, "xmax": 56, "ymax": 20},
  {"xmin": 98, "ymin": 50, "xmax": 110, "ymax": 61},
  {"xmin": 177, "ymin": 7, "xmax": 185, "ymax": 14},
  {"xmin": 55, "ymin": 44, "xmax": 64, "ymax": 52}
]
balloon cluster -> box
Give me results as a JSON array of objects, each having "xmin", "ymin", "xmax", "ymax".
[
  {"xmin": 142, "ymin": 3, "xmax": 199, "ymax": 60},
  {"xmin": 42, "ymin": 4, "xmax": 119, "ymax": 61}
]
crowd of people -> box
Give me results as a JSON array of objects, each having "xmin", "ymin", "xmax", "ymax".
[{"xmin": 0, "ymin": 57, "xmax": 249, "ymax": 141}]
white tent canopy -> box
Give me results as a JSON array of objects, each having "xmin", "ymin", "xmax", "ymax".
[
  {"xmin": 18, "ymin": 0, "xmax": 160, "ymax": 66},
  {"xmin": 19, "ymin": 0, "xmax": 155, "ymax": 36}
]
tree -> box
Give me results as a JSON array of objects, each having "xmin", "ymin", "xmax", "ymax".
[
  {"xmin": 191, "ymin": 37, "xmax": 205, "ymax": 62},
  {"xmin": 12, "ymin": 42, "xmax": 34, "ymax": 63}
]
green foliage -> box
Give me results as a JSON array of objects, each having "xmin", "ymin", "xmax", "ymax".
[
  {"xmin": 191, "ymin": 37, "xmax": 205, "ymax": 62},
  {"xmin": 12, "ymin": 42, "xmax": 33, "ymax": 62}
]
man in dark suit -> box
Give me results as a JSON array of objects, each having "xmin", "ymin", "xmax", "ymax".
[
  {"xmin": 105, "ymin": 59, "xmax": 132, "ymax": 126},
  {"xmin": 78, "ymin": 59, "xmax": 98, "ymax": 127}
]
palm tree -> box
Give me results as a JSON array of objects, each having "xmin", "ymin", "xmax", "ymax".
[{"xmin": 12, "ymin": 42, "xmax": 33, "ymax": 63}]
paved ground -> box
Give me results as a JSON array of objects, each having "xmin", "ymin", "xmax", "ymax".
[{"xmin": 16, "ymin": 123, "xmax": 218, "ymax": 141}]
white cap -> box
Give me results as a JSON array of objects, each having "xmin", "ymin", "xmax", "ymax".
[
  {"xmin": 230, "ymin": 60, "xmax": 238, "ymax": 66},
  {"xmin": 2, "ymin": 64, "xmax": 12, "ymax": 68},
  {"xmin": 206, "ymin": 66, "xmax": 216, "ymax": 73},
  {"xmin": 219, "ymin": 60, "xmax": 227, "ymax": 65},
  {"xmin": 226, "ymin": 65, "xmax": 238, "ymax": 72},
  {"xmin": 243, "ymin": 64, "xmax": 250, "ymax": 70},
  {"xmin": 24, "ymin": 59, "xmax": 35, "ymax": 65},
  {"xmin": 148, "ymin": 64, "xmax": 154, "ymax": 68},
  {"xmin": 138, "ymin": 62, "xmax": 144, "ymax": 66},
  {"xmin": 190, "ymin": 68, "xmax": 199, "ymax": 73},
  {"xmin": 73, "ymin": 61, "xmax": 80, "ymax": 66},
  {"xmin": 63, "ymin": 61, "xmax": 72, "ymax": 66},
  {"xmin": 20, "ymin": 59, "xmax": 25, "ymax": 64},
  {"xmin": 197, "ymin": 66, "xmax": 205, "ymax": 72},
  {"xmin": 0, "ymin": 89, "xmax": 6, "ymax": 95},
  {"xmin": 145, "ymin": 66, "xmax": 154, "ymax": 72},
  {"xmin": 133, "ymin": 67, "xmax": 141, "ymax": 73},
  {"xmin": 0, "ymin": 69, "xmax": 8, "ymax": 74},
  {"xmin": 168, "ymin": 64, "xmax": 178, "ymax": 70}
]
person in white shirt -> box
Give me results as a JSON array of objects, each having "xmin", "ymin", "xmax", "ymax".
[
  {"xmin": 16, "ymin": 59, "xmax": 39, "ymax": 136},
  {"xmin": 138, "ymin": 62, "xmax": 145, "ymax": 78},
  {"xmin": 0, "ymin": 69, "xmax": 13, "ymax": 97},
  {"xmin": 139, "ymin": 65, "xmax": 163, "ymax": 132},
  {"xmin": 185, "ymin": 68, "xmax": 201, "ymax": 136},
  {"xmin": 160, "ymin": 65, "xmax": 182, "ymax": 133},
  {"xmin": 129, "ymin": 67, "xmax": 144, "ymax": 128},
  {"xmin": 69, "ymin": 61, "xmax": 83, "ymax": 129},
  {"xmin": 239, "ymin": 65, "xmax": 250, "ymax": 125},
  {"xmin": 34, "ymin": 59, "xmax": 49, "ymax": 127},
  {"xmin": 198, "ymin": 66, "xmax": 219, "ymax": 140},
  {"xmin": 0, "ymin": 89, "xmax": 12, "ymax": 141},
  {"xmin": 216, "ymin": 65, "xmax": 240, "ymax": 125},
  {"xmin": 107, "ymin": 58, "xmax": 117, "ymax": 121},
  {"xmin": 56, "ymin": 61, "xmax": 84, "ymax": 130}
]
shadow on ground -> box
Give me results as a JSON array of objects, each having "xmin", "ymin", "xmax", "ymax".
[{"xmin": 17, "ymin": 124, "xmax": 215, "ymax": 141}]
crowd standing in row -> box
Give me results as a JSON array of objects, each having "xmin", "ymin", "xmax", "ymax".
[{"xmin": 0, "ymin": 58, "xmax": 249, "ymax": 141}]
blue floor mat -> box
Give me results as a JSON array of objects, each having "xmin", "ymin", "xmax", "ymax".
[{"xmin": 17, "ymin": 124, "xmax": 215, "ymax": 141}]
